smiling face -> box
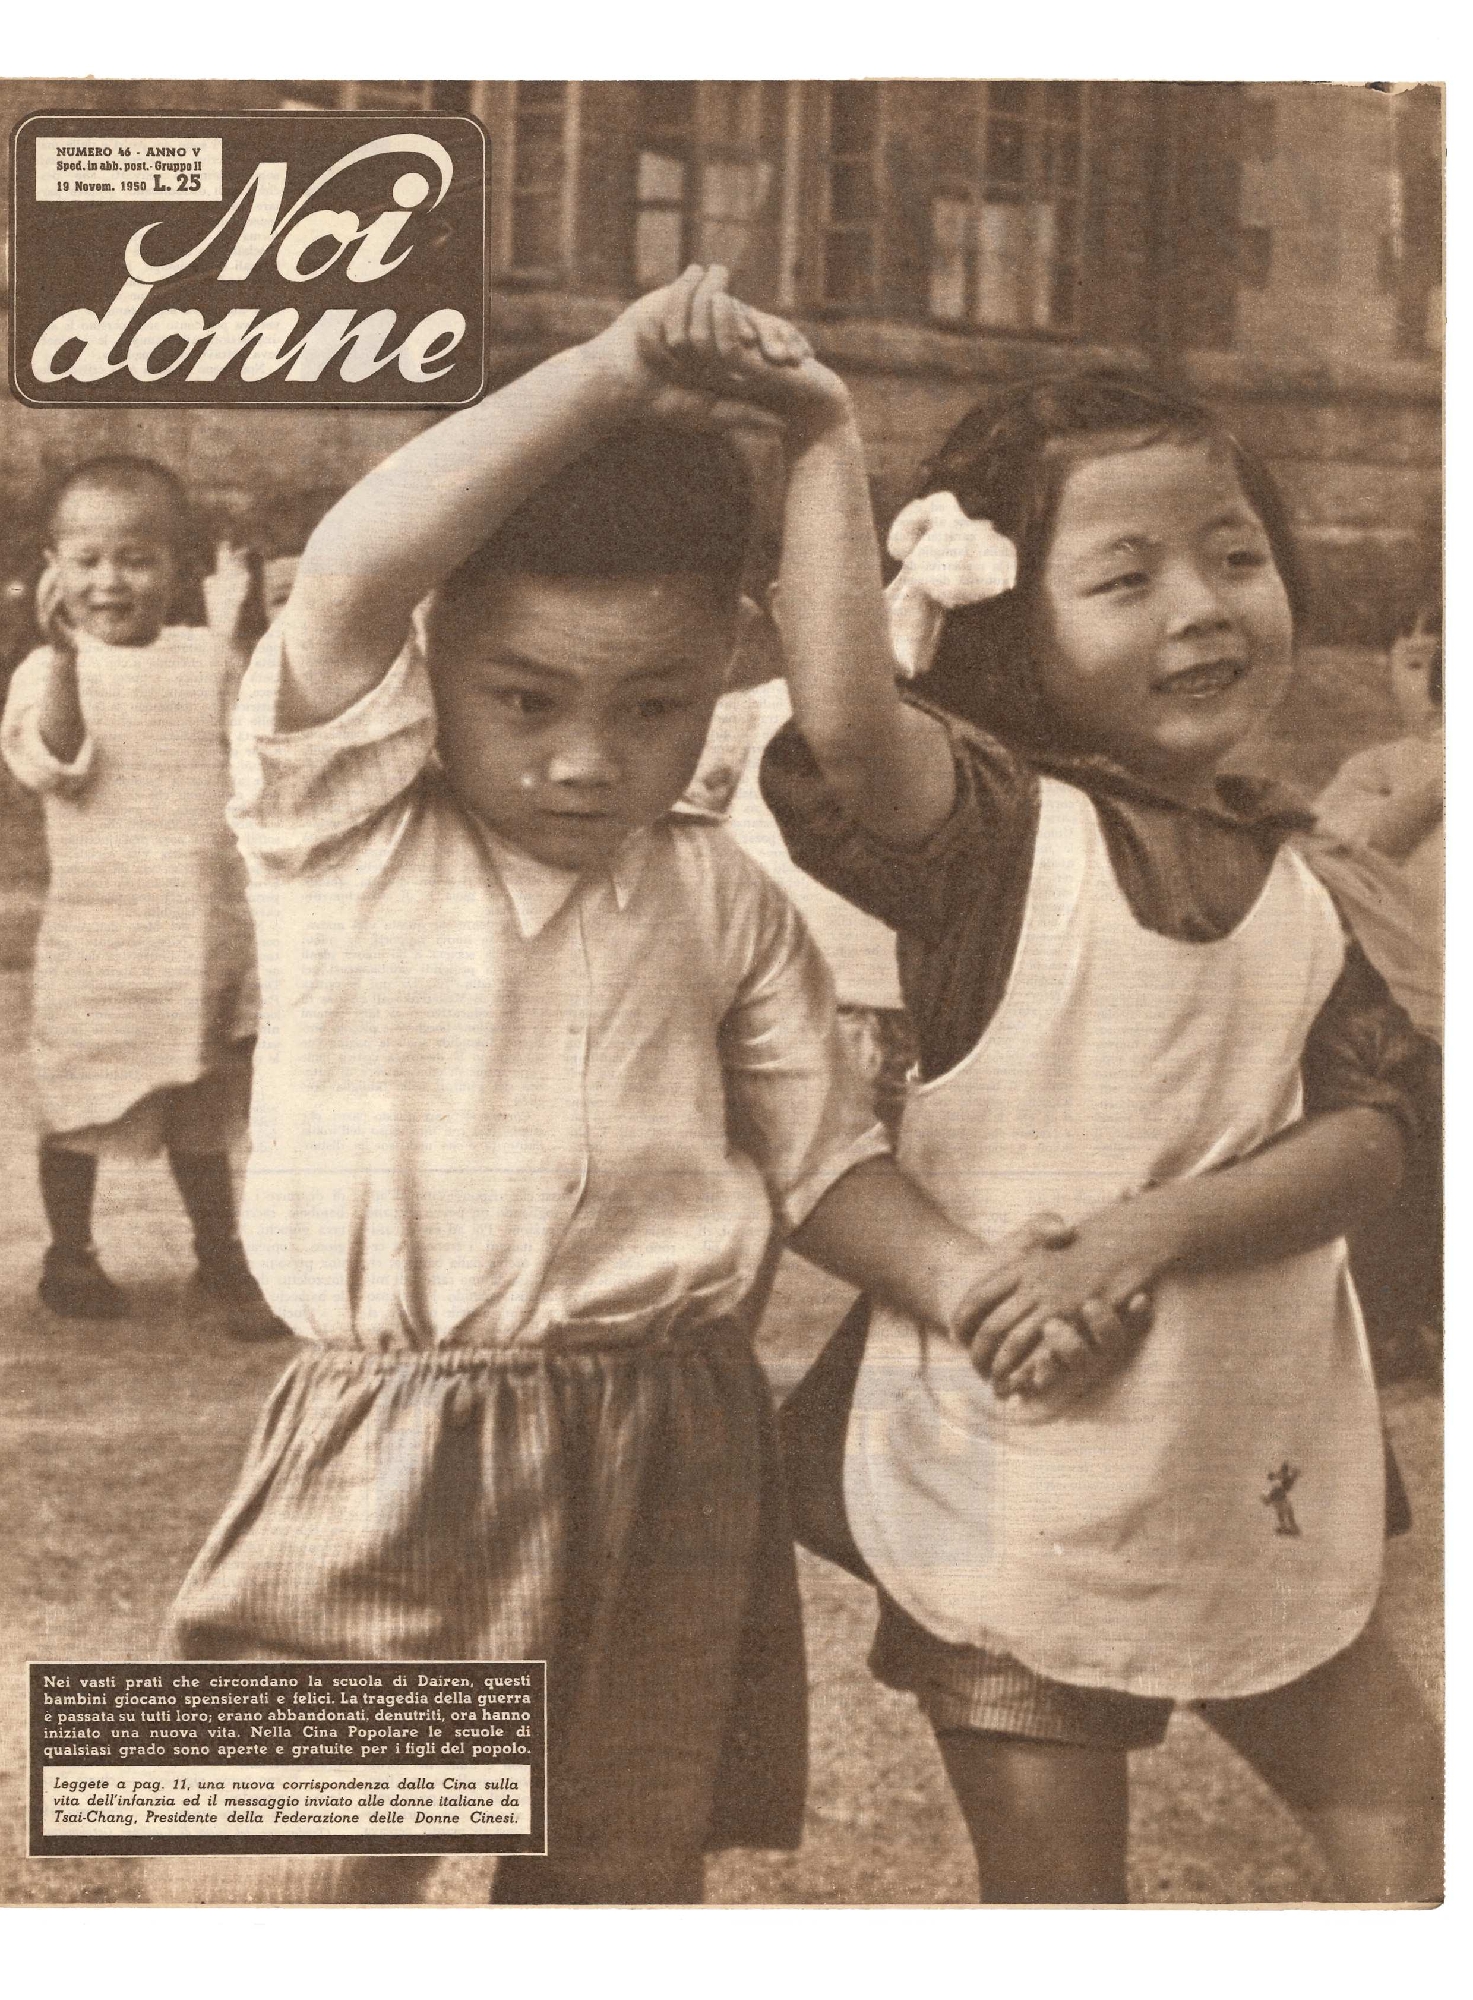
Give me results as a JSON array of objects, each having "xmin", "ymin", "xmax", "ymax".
[
  {"xmin": 427, "ymin": 571, "xmax": 737, "ymax": 872},
  {"xmin": 1033, "ymin": 435, "xmax": 1295, "ymax": 801},
  {"xmin": 48, "ymin": 483, "xmax": 181, "ymax": 648}
]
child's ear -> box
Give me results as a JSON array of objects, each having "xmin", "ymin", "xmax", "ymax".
[{"xmin": 724, "ymin": 592, "xmax": 785, "ymax": 692}]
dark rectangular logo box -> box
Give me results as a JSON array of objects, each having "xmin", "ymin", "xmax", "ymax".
[{"xmin": 10, "ymin": 110, "xmax": 486, "ymax": 408}]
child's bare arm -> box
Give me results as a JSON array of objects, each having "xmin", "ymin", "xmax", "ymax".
[
  {"xmin": 202, "ymin": 541, "xmax": 258, "ymax": 671},
  {"xmin": 787, "ymin": 1153, "xmax": 1118, "ymax": 1352},
  {"xmin": 32, "ymin": 645, "xmax": 85, "ymax": 767},
  {"xmin": 974, "ymin": 1105, "xmax": 1404, "ymax": 1394},
  {"xmin": 1361, "ymin": 738, "xmax": 1443, "ymax": 861},
  {"xmin": 277, "ymin": 265, "xmax": 782, "ymax": 731},
  {"xmin": 772, "ymin": 384, "xmax": 957, "ymax": 845},
  {"xmin": 31, "ymin": 569, "xmax": 85, "ymax": 765}
]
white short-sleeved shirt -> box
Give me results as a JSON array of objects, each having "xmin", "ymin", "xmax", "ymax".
[{"xmin": 229, "ymin": 625, "xmax": 888, "ymax": 1350}]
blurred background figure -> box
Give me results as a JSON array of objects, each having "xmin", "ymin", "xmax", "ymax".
[
  {"xmin": 1, "ymin": 460, "xmax": 277, "ymax": 1335},
  {"xmin": 1316, "ymin": 586, "xmax": 1442, "ymax": 1041},
  {"xmin": 1309, "ymin": 576, "xmax": 1443, "ymax": 1385}
]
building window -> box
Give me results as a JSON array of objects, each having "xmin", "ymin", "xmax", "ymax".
[
  {"xmin": 699, "ymin": 83, "xmax": 777, "ymax": 280},
  {"xmin": 1385, "ymin": 84, "xmax": 1443, "ymax": 357},
  {"xmin": 279, "ymin": 82, "xmax": 345, "ymax": 110},
  {"xmin": 1165, "ymin": 84, "xmax": 1245, "ymax": 351},
  {"xmin": 345, "ymin": 82, "xmax": 474, "ymax": 114},
  {"xmin": 280, "ymin": 82, "xmax": 474, "ymax": 113},
  {"xmin": 509, "ymin": 82, "xmax": 577, "ymax": 274},
  {"xmin": 926, "ymin": 82, "xmax": 1085, "ymax": 334},
  {"xmin": 629, "ymin": 83, "xmax": 780, "ymax": 297},
  {"xmin": 631, "ymin": 83, "xmax": 697, "ymax": 286},
  {"xmin": 821, "ymin": 82, "xmax": 883, "ymax": 306}
]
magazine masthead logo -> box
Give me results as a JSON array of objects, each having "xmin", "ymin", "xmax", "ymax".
[{"xmin": 10, "ymin": 112, "xmax": 487, "ymax": 408}]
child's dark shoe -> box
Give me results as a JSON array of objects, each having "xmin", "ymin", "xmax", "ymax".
[
  {"xmin": 39, "ymin": 1246, "xmax": 129, "ymax": 1320},
  {"xmin": 195, "ymin": 1240, "xmax": 293, "ymax": 1343}
]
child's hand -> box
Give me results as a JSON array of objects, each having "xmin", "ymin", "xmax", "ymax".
[
  {"xmin": 944, "ymin": 1211, "xmax": 1075, "ymax": 1349},
  {"xmin": 965, "ymin": 1201, "xmax": 1166, "ymax": 1396},
  {"xmin": 947, "ymin": 1214, "xmax": 1150, "ymax": 1402},
  {"xmin": 35, "ymin": 563, "xmax": 73, "ymax": 650},
  {"xmin": 203, "ymin": 541, "xmax": 257, "ymax": 646},
  {"xmin": 591, "ymin": 265, "xmax": 844, "ymax": 435},
  {"xmin": 995, "ymin": 1300, "xmax": 1151, "ymax": 1405}
]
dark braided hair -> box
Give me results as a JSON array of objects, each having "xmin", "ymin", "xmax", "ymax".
[{"xmin": 912, "ymin": 371, "xmax": 1304, "ymax": 751}]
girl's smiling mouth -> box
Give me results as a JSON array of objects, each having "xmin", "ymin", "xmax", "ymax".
[{"xmin": 1154, "ymin": 658, "xmax": 1248, "ymax": 699}]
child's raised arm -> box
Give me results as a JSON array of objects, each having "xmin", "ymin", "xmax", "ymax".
[
  {"xmin": 769, "ymin": 368, "xmax": 957, "ymax": 846},
  {"xmin": 277, "ymin": 265, "xmax": 784, "ymax": 731},
  {"xmin": 31, "ymin": 568, "xmax": 85, "ymax": 767}
]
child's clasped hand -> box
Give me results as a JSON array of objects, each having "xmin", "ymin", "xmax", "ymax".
[
  {"xmin": 951, "ymin": 1208, "xmax": 1155, "ymax": 1406},
  {"xmin": 964, "ymin": 1205, "xmax": 1160, "ymax": 1403},
  {"xmin": 593, "ymin": 263, "xmax": 843, "ymax": 435}
]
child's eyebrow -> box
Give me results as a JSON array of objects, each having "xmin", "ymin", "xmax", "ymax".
[
  {"xmin": 478, "ymin": 650, "xmax": 571, "ymax": 680},
  {"xmin": 1069, "ymin": 532, "xmax": 1156, "ymax": 565},
  {"xmin": 616, "ymin": 660, "xmax": 706, "ymax": 688},
  {"xmin": 472, "ymin": 650, "xmax": 708, "ymax": 685},
  {"xmin": 1074, "ymin": 510, "xmax": 1263, "ymax": 565}
]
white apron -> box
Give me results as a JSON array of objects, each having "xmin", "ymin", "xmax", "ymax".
[
  {"xmin": 846, "ymin": 778, "xmax": 1385, "ymax": 1700},
  {"xmin": 19, "ymin": 631, "xmax": 257, "ymax": 1134}
]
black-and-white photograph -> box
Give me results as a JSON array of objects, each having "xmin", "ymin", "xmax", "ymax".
[{"xmin": 0, "ymin": 75, "xmax": 1443, "ymax": 1912}]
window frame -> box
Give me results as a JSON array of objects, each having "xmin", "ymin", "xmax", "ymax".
[
  {"xmin": 924, "ymin": 81, "xmax": 1093, "ymax": 339},
  {"xmin": 487, "ymin": 80, "xmax": 583, "ymax": 283},
  {"xmin": 817, "ymin": 80, "xmax": 888, "ymax": 312},
  {"xmin": 278, "ymin": 82, "xmax": 473, "ymax": 113},
  {"xmin": 625, "ymin": 82, "xmax": 783, "ymax": 300}
]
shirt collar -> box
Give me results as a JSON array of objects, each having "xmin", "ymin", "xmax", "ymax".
[{"xmin": 474, "ymin": 821, "xmax": 651, "ymax": 939}]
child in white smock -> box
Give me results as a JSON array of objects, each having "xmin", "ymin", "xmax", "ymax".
[
  {"xmin": 1, "ymin": 457, "xmax": 282, "ymax": 1339},
  {"xmin": 756, "ymin": 369, "xmax": 1441, "ymax": 1901}
]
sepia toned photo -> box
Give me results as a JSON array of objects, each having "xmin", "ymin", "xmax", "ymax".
[{"xmin": 0, "ymin": 76, "xmax": 1443, "ymax": 1910}]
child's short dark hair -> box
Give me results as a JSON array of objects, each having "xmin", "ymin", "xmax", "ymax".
[
  {"xmin": 47, "ymin": 455, "xmax": 191, "ymax": 550},
  {"xmin": 912, "ymin": 371, "xmax": 1304, "ymax": 749},
  {"xmin": 439, "ymin": 425, "xmax": 752, "ymax": 611}
]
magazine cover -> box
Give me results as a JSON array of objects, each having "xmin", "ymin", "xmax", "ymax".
[{"xmin": 0, "ymin": 74, "xmax": 1443, "ymax": 1915}]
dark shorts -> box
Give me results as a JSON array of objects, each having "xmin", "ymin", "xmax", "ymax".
[{"xmin": 871, "ymin": 1594, "xmax": 1176, "ymax": 1750}]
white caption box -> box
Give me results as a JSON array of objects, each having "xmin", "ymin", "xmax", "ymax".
[
  {"xmin": 42, "ymin": 1763, "xmax": 531, "ymax": 1836},
  {"xmin": 36, "ymin": 137, "xmax": 223, "ymax": 202}
]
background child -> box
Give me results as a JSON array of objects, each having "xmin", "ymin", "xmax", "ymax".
[
  {"xmin": 1315, "ymin": 591, "xmax": 1442, "ymax": 1040},
  {"xmin": 1310, "ymin": 587, "xmax": 1443, "ymax": 1382},
  {"xmin": 1, "ymin": 457, "xmax": 282, "ymax": 1339},
  {"xmin": 160, "ymin": 268, "xmax": 1115, "ymax": 1907},
  {"xmin": 756, "ymin": 367, "xmax": 1442, "ymax": 1901}
]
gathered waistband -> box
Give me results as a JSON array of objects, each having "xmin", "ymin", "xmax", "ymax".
[{"xmin": 283, "ymin": 1318, "xmax": 754, "ymax": 1377}]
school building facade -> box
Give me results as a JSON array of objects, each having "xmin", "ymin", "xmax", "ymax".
[{"xmin": 0, "ymin": 76, "xmax": 1443, "ymax": 650}]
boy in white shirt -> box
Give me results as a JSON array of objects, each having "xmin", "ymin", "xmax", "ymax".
[{"xmin": 163, "ymin": 267, "xmax": 1108, "ymax": 1905}]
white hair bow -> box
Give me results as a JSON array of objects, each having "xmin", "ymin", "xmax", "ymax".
[{"xmin": 884, "ymin": 492, "xmax": 1017, "ymax": 679}]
